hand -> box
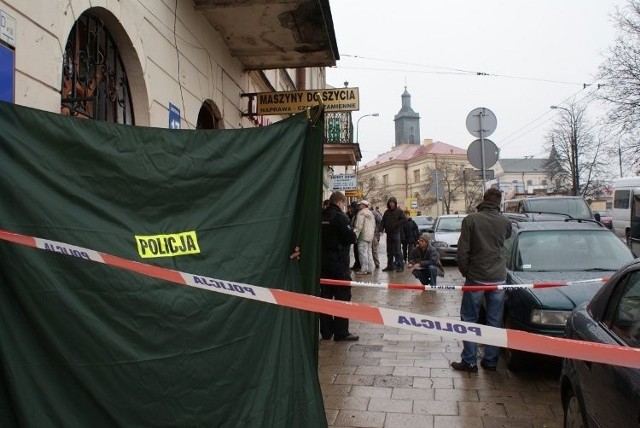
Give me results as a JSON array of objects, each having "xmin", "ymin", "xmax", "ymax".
[
  {"xmin": 289, "ymin": 246, "xmax": 301, "ymax": 260},
  {"xmin": 407, "ymin": 263, "xmax": 414, "ymax": 270}
]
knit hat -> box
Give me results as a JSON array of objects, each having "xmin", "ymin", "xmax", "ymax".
[
  {"xmin": 358, "ymin": 200, "xmax": 369, "ymax": 206},
  {"xmin": 418, "ymin": 233, "xmax": 430, "ymax": 242}
]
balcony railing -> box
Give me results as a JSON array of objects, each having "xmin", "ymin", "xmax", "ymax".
[{"xmin": 324, "ymin": 112, "xmax": 353, "ymax": 144}]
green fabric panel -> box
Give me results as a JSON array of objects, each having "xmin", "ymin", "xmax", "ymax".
[{"xmin": 0, "ymin": 102, "xmax": 326, "ymax": 427}]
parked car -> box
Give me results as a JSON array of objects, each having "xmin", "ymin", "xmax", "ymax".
[
  {"xmin": 500, "ymin": 218, "xmax": 634, "ymax": 370},
  {"xmin": 594, "ymin": 209, "xmax": 613, "ymax": 230},
  {"xmin": 560, "ymin": 259, "xmax": 640, "ymax": 428},
  {"xmin": 502, "ymin": 196, "xmax": 593, "ymax": 220},
  {"xmin": 427, "ymin": 214, "xmax": 467, "ymax": 262},
  {"xmin": 413, "ymin": 215, "xmax": 434, "ymax": 234}
]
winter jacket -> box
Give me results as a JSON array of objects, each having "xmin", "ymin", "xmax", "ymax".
[
  {"xmin": 379, "ymin": 197, "xmax": 406, "ymax": 234},
  {"xmin": 401, "ymin": 218, "xmax": 420, "ymax": 244},
  {"xmin": 354, "ymin": 207, "xmax": 376, "ymax": 242},
  {"xmin": 456, "ymin": 201, "xmax": 512, "ymax": 282},
  {"xmin": 321, "ymin": 203, "xmax": 356, "ymax": 279},
  {"xmin": 408, "ymin": 244, "xmax": 439, "ymax": 268}
]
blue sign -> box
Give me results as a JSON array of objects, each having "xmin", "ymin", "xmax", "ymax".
[
  {"xmin": 169, "ymin": 103, "xmax": 180, "ymax": 129},
  {"xmin": 0, "ymin": 43, "xmax": 14, "ymax": 103}
]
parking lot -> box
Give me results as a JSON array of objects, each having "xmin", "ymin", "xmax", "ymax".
[{"xmin": 319, "ymin": 248, "xmax": 563, "ymax": 427}]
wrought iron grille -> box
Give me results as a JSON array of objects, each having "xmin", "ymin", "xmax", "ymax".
[
  {"xmin": 61, "ymin": 13, "xmax": 134, "ymax": 124},
  {"xmin": 324, "ymin": 112, "xmax": 353, "ymax": 144}
]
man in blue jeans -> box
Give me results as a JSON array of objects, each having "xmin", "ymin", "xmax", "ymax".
[{"xmin": 452, "ymin": 188, "xmax": 512, "ymax": 372}]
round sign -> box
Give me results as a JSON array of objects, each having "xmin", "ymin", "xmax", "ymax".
[
  {"xmin": 466, "ymin": 107, "xmax": 497, "ymax": 138},
  {"xmin": 467, "ymin": 138, "xmax": 499, "ymax": 169}
]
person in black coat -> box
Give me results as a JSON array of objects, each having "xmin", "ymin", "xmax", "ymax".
[
  {"xmin": 379, "ymin": 196, "xmax": 407, "ymax": 272},
  {"xmin": 320, "ymin": 191, "xmax": 359, "ymax": 342},
  {"xmin": 400, "ymin": 210, "xmax": 420, "ymax": 262}
]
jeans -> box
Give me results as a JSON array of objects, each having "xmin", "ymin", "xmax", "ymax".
[
  {"xmin": 412, "ymin": 265, "xmax": 438, "ymax": 286},
  {"xmin": 459, "ymin": 280, "xmax": 505, "ymax": 366},
  {"xmin": 386, "ymin": 232, "xmax": 403, "ymax": 269}
]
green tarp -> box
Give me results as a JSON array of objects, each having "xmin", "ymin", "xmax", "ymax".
[{"xmin": 0, "ymin": 102, "xmax": 326, "ymax": 427}]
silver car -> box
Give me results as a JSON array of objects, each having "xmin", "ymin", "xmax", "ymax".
[{"xmin": 428, "ymin": 214, "xmax": 467, "ymax": 262}]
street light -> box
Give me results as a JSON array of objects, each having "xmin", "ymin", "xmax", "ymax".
[
  {"xmin": 356, "ymin": 113, "xmax": 379, "ymax": 143},
  {"xmin": 550, "ymin": 105, "xmax": 579, "ymax": 196}
]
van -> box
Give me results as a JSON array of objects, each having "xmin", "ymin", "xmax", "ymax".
[
  {"xmin": 611, "ymin": 176, "xmax": 640, "ymax": 242},
  {"xmin": 501, "ymin": 196, "xmax": 593, "ymax": 220}
]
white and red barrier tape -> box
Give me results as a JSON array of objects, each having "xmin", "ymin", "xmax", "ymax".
[
  {"xmin": 0, "ymin": 228, "xmax": 638, "ymax": 369},
  {"xmin": 320, "ymin": 277, "xmax": 609, "ymax": 291}
]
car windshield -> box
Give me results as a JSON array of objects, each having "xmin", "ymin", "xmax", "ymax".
[
  {"xmin": 515, "ymin": 230, "xmax": 633, "ymax": 272},
  {"xmin": 414, "ymin": 216, "xmax": 433, "ymax": 225},
  {"xmin": 526, "ymin": 199, "xmax": 592, "ymax": 219},
  {"xmin": 435, "ymin": 217, "xmax": 464, "ymax": 232}
]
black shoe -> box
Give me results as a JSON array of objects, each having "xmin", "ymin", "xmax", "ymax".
[
  {"xmin": 480, "ymin": 361, "xmax": 497, "ymax": 372},
  {"xmin": 321, "ymin": 334, "xmax": 333, "ymax": 340},
  {"xmin": 382, "ymin": 266, "xmax": 394, "ymax": 272},
  {"xmin": 451, "ymin": 361, "xmax": 478, "ymax": 373},
  {"xmin": 395, "ymin": 267, "xmax": 404, "ymax": 272},
  {"xmin": 334, "ymin": 333, "xmax": 359, "ymax": 342}
]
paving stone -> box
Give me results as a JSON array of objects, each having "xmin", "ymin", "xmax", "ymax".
[
  {"xmin": 433, "ymin": 415, "xmax": 484, "ymax": 428},
  {"xmin": 413, "ymin": 399, "xmax": 458, "ymax": 416},
  {"xmin": 481, "ymin": 416, "xmax": 533, "ymax": 427},
  {"xmin": 383, "ymin": 412, "xmax": 434, "ymax": 428},
  {"xmin": 349, "ymin": 385, "xmax": 393, "ymax": 398},
  {"xmin": 434, "ymin": 388, "xmax": 479, "ymax": 402},
  {"xmin": 391, "ymin": 387, "xmax": 434, "ymax": 400},
  {"xmin": 323, "ymin": 395, "xmax": 370, "ymax": 411},
  {"xmin": 458, "ymin": 401, "xmax": 507, "ymax": 417},
  {"xmin": 373, "ymin": 375, "xmax": 414, "ymax": 388},
  {"xmin": 333, "ymin": 410, "xmax": 386, "ymax": 427},
  {"xmin": 368, "ymin": 397, "xmax": 413, "ymax": 413},
  {"xmin": 355, "ymin": 366, "xmax": 394, "ymax": 376}
]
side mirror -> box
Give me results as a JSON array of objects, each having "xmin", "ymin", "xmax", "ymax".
[{"xmin": 594, "ymin": 212, "xmax": 601, "ymax": 222}]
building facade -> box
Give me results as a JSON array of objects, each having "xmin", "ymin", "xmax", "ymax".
[
  {"xmin": 0, "ymin": 0, "xmax": 338, "ymax": 135},
  {"xmin": 358, "ymin": 88, "xmax": 479, "ymax": 216}
]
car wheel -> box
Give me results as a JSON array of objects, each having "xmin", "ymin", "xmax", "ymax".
[
  {"xmin": 503, "ymin": 315, "xmax": 526, "ymax": 371},
  {"xmin": 564, "ymin": 387, "xmax": 586, "ymax": 428}
]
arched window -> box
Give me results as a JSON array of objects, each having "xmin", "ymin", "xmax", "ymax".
[
  {"xmin": 196, "ymin": 101, "xmax": 223, "ymax": 129},
  {"xmin": 61, "ymin": 12, "xmax": 134, "ymax": 124}
]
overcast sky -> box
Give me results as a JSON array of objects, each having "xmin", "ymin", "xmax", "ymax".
[{"xmin": 326, "ymin": 0, "xmax": 625, "ymax": 165}]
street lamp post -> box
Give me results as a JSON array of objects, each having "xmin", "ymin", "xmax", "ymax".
[
  {"xmin": 356, "ymin": 113, "xmax": 379, "ymax": 144},
  {"xmin": 551, "ymin": 105, "xmax": 579, "ymax": 196}
]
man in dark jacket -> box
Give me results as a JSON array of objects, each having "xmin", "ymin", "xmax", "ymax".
[
  {"xmin": 379, "ymin": 196, "xmax": 406, "ymax": 272},
  {"xmin": 320, "ymin": 191, "xmax": 359, "ymax": 342},
  {"xmin": 407, "ymin": 233, "xmax": 440, "ymax": 286},
  {"xmin": 451, "ymin": 188, "xmax": 512, "ymax": 373}
]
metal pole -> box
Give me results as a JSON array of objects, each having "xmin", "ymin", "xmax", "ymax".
[{"xmin": 479, "ymin": 109, "xmax": 487, "ymax": 191}]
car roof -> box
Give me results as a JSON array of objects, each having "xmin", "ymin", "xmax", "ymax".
[{"xmin": 436, "ymin": 214, "xmax": 466, "ymax": 218}]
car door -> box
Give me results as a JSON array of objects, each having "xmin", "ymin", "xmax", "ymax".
[{"xmin": 576, "ymin": 271, "xmax": 640, "ymax": 426}]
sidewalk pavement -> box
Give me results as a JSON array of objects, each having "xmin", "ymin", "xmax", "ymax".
[{"xmin": 318, "ymin": 240, "xmax": 562, "ymax": 428}]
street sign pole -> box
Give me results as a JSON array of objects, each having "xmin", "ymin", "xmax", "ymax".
[{"xmin": 479, "ymin": 112, "xmax": 487, "ymax": 191}]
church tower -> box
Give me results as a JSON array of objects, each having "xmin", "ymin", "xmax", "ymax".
[{"xmin": 393, "ymin": 87, "xmax": 420, "ymax": 146}]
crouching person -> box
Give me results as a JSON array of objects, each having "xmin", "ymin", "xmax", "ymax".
[{"xmin": 407, "ymin": 233, "xmax": 440, "ymax": 286}]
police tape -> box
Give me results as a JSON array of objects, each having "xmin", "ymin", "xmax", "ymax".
[
  {"xmin": 320, "ymin": 277, "xmax": 609, "ymax": 291},
  {"xmin": 0, "ymin": 228, "xmax": 638, "ymax": 369}
]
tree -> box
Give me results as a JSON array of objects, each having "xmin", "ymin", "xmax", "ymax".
[
  {"xmin": 545, "ymin": 100, "xmax": 612, "ymax": 198},
  {"xmin": 420, "ymin": 158, "xmax": 482, "ymax": 214},
  {"xmin": 358, "ymin": 175, "xmax": 390, "ymax": 208},
  {"xmin": 597, "ymin": 0, "xmax": 640, "ymax": 168}
]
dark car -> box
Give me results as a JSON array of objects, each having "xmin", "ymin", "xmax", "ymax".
[
  {"xmin": 413, "ymin": 215, "xmax": 434, "ymax": 234},
  {"xmin": 501, "ymin": 218, "xmax": 634, "ymax": 369},
  {"xmin": 560, "ymin": 259, "xmax": 640, "ymax": 427}
]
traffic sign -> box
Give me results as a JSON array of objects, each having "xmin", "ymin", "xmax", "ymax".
[
  {"xmin": 467, "ymin": 139, "xmax": 499, "ymax": 169},
  {"xmin": 466, "ymin": 107, "xmax": 497, "ymax": 138}
]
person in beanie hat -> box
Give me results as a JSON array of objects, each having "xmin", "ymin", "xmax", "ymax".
[{"xmin": 407, "ymin": 233, "xmax": 440, "ymax": 286}]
